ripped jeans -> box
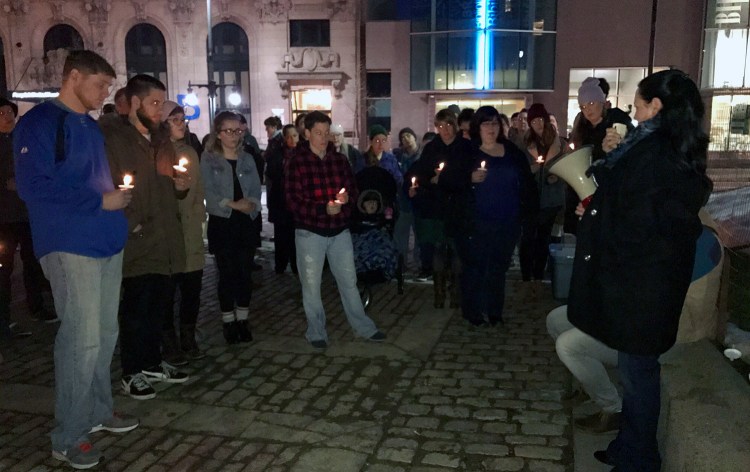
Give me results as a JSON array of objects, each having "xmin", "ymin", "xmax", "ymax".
[{"xmin": 295, "ymin": 229, "xmax": 379, "ymax": 342}]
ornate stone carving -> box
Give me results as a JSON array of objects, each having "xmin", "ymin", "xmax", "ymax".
[
  {"xmin": 84, "ymin": 0, "xmax": 110, "ymax": 25},
  {"xmin": 282, "ymin": 48, "xmax": 340, "ymax": 73},
  {"xmin": 218, "ymin": 0, "xmax": 231, "ymax": 21},
  {"xmin": 131, "ymin": 0, "xmax": 147, "ymax": 21},
  {"xmin": 26, "ymin": 48, "xmax": 68, "ymax": 88},
  {"xmin": 177, "ymin": 29, "xmax": 191, "ymax": 57},
  {"xmin": 256, "ymin": 0, "xmax": 291, "ymax": 24},
  {"xmin": 1, "ymin": 0, "xmax": 29, "ymax": 16},
  {"xmin": 168, "ymin": 0, "xmax": 195, "ymax": 24},
  {"xmin": 49, "ymin": 0, "xmax": 65, "ymax": 21},
  {"xmin": 327, "ymin": 0, "xmax": 353, "ymax": 20}
]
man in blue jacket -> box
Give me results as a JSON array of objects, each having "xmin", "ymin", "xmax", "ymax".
[{"xmin": 14, "ymin": 50, "xmax": 137, "ymax": 470}]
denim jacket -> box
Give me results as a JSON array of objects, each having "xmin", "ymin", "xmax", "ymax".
[{"xmin": 200, "ymin": 149, "xmax": 261, "ymax": 219}]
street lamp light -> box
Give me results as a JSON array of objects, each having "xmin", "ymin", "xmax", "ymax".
[{"xmin": 228, "ymin": 88, "xmax": 242, "ymax": 107}]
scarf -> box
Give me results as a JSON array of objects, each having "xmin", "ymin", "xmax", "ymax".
[{"xmin": 600, "ymin": 115, "xmax": 661, "ymax": 169}]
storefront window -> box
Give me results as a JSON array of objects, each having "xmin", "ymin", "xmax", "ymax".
[{"xmin": 702, "ymin": 0, "xmax": 750, "ymax": 89}]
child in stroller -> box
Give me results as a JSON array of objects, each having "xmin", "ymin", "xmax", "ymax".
[{"xmin": 351, "ymin": 166, "xmax": 404, "ymax": 308}]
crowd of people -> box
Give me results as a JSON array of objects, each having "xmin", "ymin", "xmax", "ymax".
[{"xmin": 0, "ymin": 49, "xmax": 711, "ymax": 472}]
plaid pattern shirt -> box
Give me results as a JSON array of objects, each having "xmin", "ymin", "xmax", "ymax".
[{"xmin": 285, "ymin": 141, "xmax": 358, "ymax": 237}]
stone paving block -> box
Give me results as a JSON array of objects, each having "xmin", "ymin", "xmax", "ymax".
[
  {"xmin": 521, "ymin": 423, "xmax": 566, "ymax": 436},
  {"xmin": 513, "ymin": 445, "xmax": 564, "ymax": 460},
  {"xmin": 291, "ymin": 448, "xmax": 368, "ymax": 472},
  {"xmin": 364, "ymin": 464, "xmax": 407, "ymax": 472},
  {"xmin": 528, "ymin": 460, "xmax": 567, "ymax": 472},
  {"xmin": 421, "ymin": 452, "xmax": 462, "ymax": 468},
  {"xmin": 465, "ymin": 443, "xmax": 510, "ymax": 456},
  {"xmin": 482, "ymin": 457, "xmax": 526, "ymax": 471},
  {"xmin": 376, "ymin": 447, "xmax": 416, "ymax": 463}
]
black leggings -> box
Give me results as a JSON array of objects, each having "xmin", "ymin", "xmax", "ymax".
[{"xmin": 214, "ymin": 248, "xmax": 253, "ymax": 312}]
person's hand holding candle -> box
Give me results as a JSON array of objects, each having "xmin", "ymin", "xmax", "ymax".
[
  {"xmin": 118, "ymin": 174, "xmax": 134, "ymax": 190},
  {"xmin": 471, "ymin": 161, "xmax": 487, "ymax": 183},
  {"xmin": 334, "ymin": 187, "xmax": 348, "ymax": 204}
]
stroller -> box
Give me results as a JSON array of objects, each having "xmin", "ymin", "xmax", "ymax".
[{"xmin": 351, "ymin": 166, "xmax": 404, "ymax": 309}]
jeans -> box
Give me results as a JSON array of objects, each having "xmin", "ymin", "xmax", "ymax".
[
  {"xmin": 607, "ymin": 352, "xmax": 662, "ymax": 472},
  {"xmin": 0, "ymin": 222, "xmax": 50, "ymax": 335},
  {"xmin": 546, "ymin": 305, "xmax": 622, "ymax": 413},
  {"xmin": 455, "ymin": 220, "xmax": 519, "ymax": 324},
  {"xmin": 40, "ymin": 251, "xmax": 123, "ymax": 451},
  {"xmin": 164, "ymin": 270, "xmax": 204, "ymax": 332},
  {"xmin": 120, "ymin": 274, "xmax": 170, "ymax": 376},
  {"xmin": 295, "ymin": 229, "xmax": 379, "ymax": 342}
]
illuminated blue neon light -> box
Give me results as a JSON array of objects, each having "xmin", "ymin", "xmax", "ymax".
[{"xmin": 475, "ymin": 0, "xmax": 492, "ymax": 90}]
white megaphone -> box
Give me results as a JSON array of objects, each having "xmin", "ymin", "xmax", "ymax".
[{"xmin": 547, "ymin": 144, "xmax": 597, "ymax": 208}]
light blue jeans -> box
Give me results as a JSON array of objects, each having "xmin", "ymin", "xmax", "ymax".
[
  {"xmin": 546, "ymin": 305, "xmax": 622, "ymax": 413},
  {"xmin": 295, "ymin": 229, "xmax": 379, "ymax": 342},
  {"xmin": 40, "ymin": 251, "xmax": 123, "ymax": 451}
]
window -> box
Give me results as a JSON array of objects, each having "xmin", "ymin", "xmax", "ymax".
[
  {"xmin": 43, "ymin": 24, "xmax": 84, "ymax": 55},
  {"xmin": 211, "ymin": 22, "xmax": 250, "ymax": 113},
  {"xmin": 409, "ymin": 0, "xmax": 556, "ymax": 91},
  {"xmin": 367, "ymin": 72, "xmax": 391, "ymax": 131},
  {"xmin": 125, "ymin": 24, "xmax": 168, "ymax": 85},
  {"xmin": 290, "ymin": 20, "xmax": 330, "ymax": 48},
  {"xmin": 291, "ymin": 89, "xmax": 332, "ymax": 124}
]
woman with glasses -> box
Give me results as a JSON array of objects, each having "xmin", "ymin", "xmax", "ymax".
[
  {"xmin": 200, "ymin": 111, "xmax": 262, "ymax": 344},
  {"xmin": 159, "ymin": 101, "xmax": 206, "ymax": 363},
  {"xmin": 440, "ymin": 106, "xmax": 537, "ymax": 327},
  {"xmin": 519, "ymin": 103, "xmax": 567, "ymax": 298},
  {"xmin": 406, "ymin": 109, "xmax": 472, "ymax": 309}
]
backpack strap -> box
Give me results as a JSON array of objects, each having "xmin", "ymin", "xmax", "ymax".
[{"xmin": 55, "ymin": 111, "xmax": 69, "ymax": 164}]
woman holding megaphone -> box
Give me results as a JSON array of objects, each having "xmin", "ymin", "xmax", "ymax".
[{"xmin": 566, "ymin": 70, "xmax": 713, "ymax": 472}]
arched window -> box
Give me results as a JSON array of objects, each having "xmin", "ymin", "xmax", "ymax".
[
  {"xmin": 125, "ymin": 24, "xmax": 168, "ymax": 85},
  {"xmin": 210, "ymin": 22, "xmax": 250, "ymax": 114},
  {"xmin": 0, "ymin": 38, "xmax": 6, "ymax": 97},
  {"xmin": 43, "ymin": 24, "xmax": 84, "ymax": 56}
]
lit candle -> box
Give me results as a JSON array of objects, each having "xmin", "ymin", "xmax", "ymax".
[
  {"xmin": 118, "ymin": 174, "xmax": 134, "ymax": 190},
  {"xmin": 334, "ymin": 187, "xmax": 346, "ymax": 204},
  {"xmin": 411, "ymin": 176, "xmax": 417, "ymax": 187},
  {"xmin": 173, "ymin": 157, "xmax": 188, "ymax": 172},
  {"xmin": 339, "ymin": 188, "xmax": 346, "ymax": 194},
  {"xmin": 480, "ymin": 160, "xmax": 486, "ymax": 170},
  {"xmin": 438, "ymin": 162, "xmax": 445, "ymax": 171},
  {"xmin": 569, "ymin": 143, "xmax": 576, "ymax": 151},
  {"xmin": 536, "ymin": 155, "xmax": 544, "ymax": 164}
]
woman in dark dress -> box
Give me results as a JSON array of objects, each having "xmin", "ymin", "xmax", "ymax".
[
  {"xmin": 439, "ymin": 106, "xmax": 537, "ymax": 326},
  {"xmin": 567, "ymin": 70, "xmax": 712, "ymax": 472},
  {"xmin": 200, "ymin": 112, "xmax": 262, "ymax": 344}
]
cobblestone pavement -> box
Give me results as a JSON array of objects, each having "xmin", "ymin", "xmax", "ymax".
[{"xmin": 0, "ymin": 237, "xmax": 582, "ymax": 472}]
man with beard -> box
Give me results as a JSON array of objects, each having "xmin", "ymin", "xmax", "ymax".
[{"xmin": 99, "ymin": 74, "xmax": 191, "ymax": 400}]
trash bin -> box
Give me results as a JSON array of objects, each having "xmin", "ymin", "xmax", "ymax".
[{"xmin": 549, "ymin": 243, "xmax": 576, "ymax": 300}]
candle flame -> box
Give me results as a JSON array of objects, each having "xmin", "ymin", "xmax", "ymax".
[
  {"xmin": 569, "ymin": 143, "xmax": 575, "ymax": 150},
  {"xmin": 339, "ymin": 187, "xmax": 345, "ymax": 194},
  {"xmin": 178, "ymin": 157, "xmax": 188, "ymax": 168},
  {"xmin": 123, "ymin": 174, "xmax": 133, "ymax": 186},
  {"xmin": 480, "ymin": 160, "xmax": 486, "ymax": 169},
  {"xmin": 411, "ymin": 176, "xmax": 416, "ymax": 185},
  {"xmin": 438, "ymin": 162, "xmax": 445, "ymax": 170}
]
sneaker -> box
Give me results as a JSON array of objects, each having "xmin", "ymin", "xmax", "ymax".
[
  {"xmin": 90, "ymin": 411, "xmax": 139, "ymax": 434},
  {"xmin": 575, "ymin": 411, "xmax": 621, "ymax": 434},
  {"xmin": 31, "ymin": 308, "xmax": 59, "ymax": 323},
  {"xmin": 142, "ymin": 362, "xmax": 189, "ymax": 383},
  {"xmin": 121, "ymin": 373, "xmax": 156, "ymax": 400},
  {"xmin": 368, "ymin": 331, "xmax": 387, "ymax": 342},
  {"xmin": 52, "ymin": 441, "xmax": 102, "ymax": 469},
  {"xmin": 310, "ymin": 339, "xmax": 328, "ymax": 349}
]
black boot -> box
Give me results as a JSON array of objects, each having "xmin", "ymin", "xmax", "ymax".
[
  {"xmin": 180, "ymin": 324, "xmax": 205, "ymax": 360},
  {"xmin": 223, "ymin": 322, "xmax": 239, "ymax": 345},
  {"xmin": 236, "ymin": 321, "xmax": 253, "ymax": 343}
]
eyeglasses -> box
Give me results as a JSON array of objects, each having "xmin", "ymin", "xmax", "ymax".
[
  {"xmin": 579, "ymin": 101, "xmax": 600, "ymax": 111},
  {"xmin": 219, "ymin": 128, "xmax": 243, "ymax": 136}
]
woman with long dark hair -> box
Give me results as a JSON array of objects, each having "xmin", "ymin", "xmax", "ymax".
[
  {"xmin": 440, "ymin": 106, "xmax": 537, "ymax": 326},
  {"xmin": 519, "ymin": 104, "xmax": 566, "ymax": 297},
  {"xmin": 266, "ymin": 124, "xmax": 299, "ymax": 275},
  {"xmin": 200, "ymin": 111, "xmax": 262, "ymax": 344},
  {"xmin": 568, "ymin": 70, "xmax": 712, "ymax": 472}
]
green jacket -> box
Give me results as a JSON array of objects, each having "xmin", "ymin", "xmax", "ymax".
[
  {"xmin": 99, "ymin": 114, "xmax": 186, "ymax": 278},
  {"xmin": 174, "ymin": 140, "xmax": 206, "ymax": 273}
]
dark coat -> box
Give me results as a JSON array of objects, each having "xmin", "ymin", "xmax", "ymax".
[
  {"xmin": 405, "ymin": 136, "xmax": 473, "ymax": 221},
  {"xmin": 439, "ymin": 138, "xmax": 538, "ymax": 237},
  {"xmin": 265, "ymin": 144, "xmax": 294, "ymax": 225},
  {"xmin": 567, "ymin": 132, "xmax": 711, "ymax": 356}
]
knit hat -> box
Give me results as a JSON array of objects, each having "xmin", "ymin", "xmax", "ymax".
[
  {"xmin": 526, "ymin": 103, "xmax": 550, "ymax": 125},
  {"xmin": 398, "ymin": 127, "xmax": 417, "ymax": 143},
  {"xmin": 161, "ymin": 100, "xmax": 183, "ymax": 122},
  {"xmin": 0, "ymin": 97, "xmax": 18, "ymax": 116},
  {"xmin": 331, "ymin": 123, "xmax": 344, "ymax": 135},
  {"xmin": 578, "ymin": 77, "xmax": 606, "ymax": 105},
  {"xmin": 368, "ymin": 124, "xmax": 388, "ymax": 140}
]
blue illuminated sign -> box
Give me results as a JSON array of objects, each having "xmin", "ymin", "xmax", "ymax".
[
  {"xmin": 475, "ymin": 0, "xmax": 494, "ymax": 90},
  {"xmin": 176, "ymin": 94, "xmax": 201, "ymax": 121}
]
